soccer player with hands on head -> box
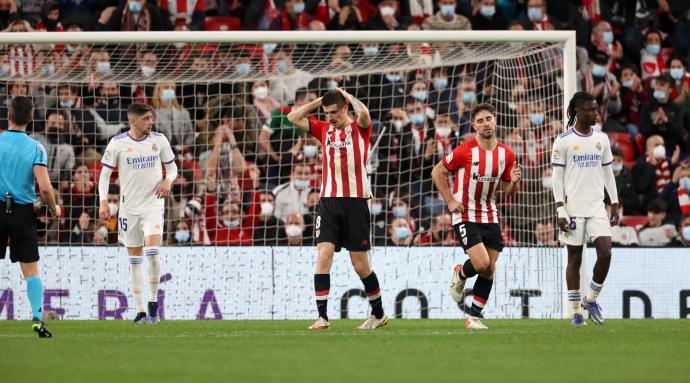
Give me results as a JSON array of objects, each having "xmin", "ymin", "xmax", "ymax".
[
  {"xmin": 288, "ymin": 87, "xmax": 388, "ymax": 331},
  {"xmin": 431, "ymin": 103, "xmax": 521, "ymax": 330},
  {"xmin": 551, "ymin": 92, "xmax": 619, "ymax": 326}
]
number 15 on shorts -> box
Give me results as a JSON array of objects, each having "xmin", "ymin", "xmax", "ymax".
[{"xmin": 119, "ymin": 217, "xmax": 128, "ymax": 232}]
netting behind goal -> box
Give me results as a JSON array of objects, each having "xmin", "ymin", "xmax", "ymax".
[
  {"xmin": 0, "ymin": 33, "xmax": 567, "ymax": 249},
  {"xmin": 0, "ymin": 31, "xmax": 571, "ymax": 319}
]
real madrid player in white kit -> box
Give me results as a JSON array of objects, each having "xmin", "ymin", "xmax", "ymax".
[
  {"xmin": 98, "ymin": 104, "xmax": 177, "ymax": 324},
  {"xmin": 551, "ymin": 92, "xmax": 619, "ymax": 326}
]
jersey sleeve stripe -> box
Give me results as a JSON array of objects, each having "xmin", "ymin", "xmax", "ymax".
[
  {"xmin": 552, "ymin": 163, "xmax": 565, "ymax": 167},
  {"xmin": 34, "ymin": 163, "xmax": 47, "ymax": 167},
  {"xmin": 163, "ymin": 158, "xmax": 175, "ymax": 164},
  {"xmin": 101, "ymin": 162, "xmax": 115, "ymax": 169},
  {"xmin": 602, "ymin": 161, "xmax": 612, "ymax": 166}
]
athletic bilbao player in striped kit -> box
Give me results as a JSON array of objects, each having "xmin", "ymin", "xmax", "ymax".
[
  {"xmin": 288, "ymin": 88, "xmax": 388, "ymax": 331},
  {"xmin": 431, "ymin": 103, "xmax": 522, "ymax": 329}
]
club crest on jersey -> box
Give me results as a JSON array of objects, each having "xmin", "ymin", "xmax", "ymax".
[
  {"xmin": 573, "ymin": 144, "xmax": 580, "ymax": 152},
  {"xmin": 152, "ymin": 143, "xmax": 158, "ymax": 152},
  {"xmin": 445, "ymin": 152, "xmax": 453, "ymax": 163}
]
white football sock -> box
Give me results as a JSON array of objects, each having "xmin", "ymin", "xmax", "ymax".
[
  {"xmin": 568, "ymin": 289, "xmax": 581, "ymax": 315},
  {"xmin": 587, "ymin": 281, "xmax": 603, "ymax": 303},
  {"xmin": 129, "ymin": 256, "xmax": 146, "ymax": 312},
  {"xmin": 145, "ymin": 247, "xmax": 161, "ymax": 303}
]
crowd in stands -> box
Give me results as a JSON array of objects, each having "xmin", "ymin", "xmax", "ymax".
[{"xmin": 1, "ymin": 0, "xmax": 690, "ymax": 247}]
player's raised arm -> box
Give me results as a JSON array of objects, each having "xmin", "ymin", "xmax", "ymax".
[
  {"xmin": 287, "ymin": 97, "xmax": 323, "ymax": 132},
  {"xmin": 336, "ymin": 88, "xmax": 371, "ymax": 129}
]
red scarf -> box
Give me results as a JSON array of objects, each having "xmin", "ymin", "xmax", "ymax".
[{"xmin": 655, "ymin": 159, "xmax": 671, "ymax": 193}]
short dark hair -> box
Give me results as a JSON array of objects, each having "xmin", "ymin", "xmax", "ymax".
[
  {"xmin": 656, "ymin": 73, "xmax": 674, "ymax": 86},
  {"xmin": 321, "ymin": 90, "xmax": 345, "ymax": 108},
  {"xmin": 127, "ymin": 103, "xmax": 153, "ymax": 117},
  {"xmin": 10, "ymin": 96, "xmax": 33, "ymax": 126},
  {"xmin": 471, "ymin": 103, "xmax": 495, "ymax": 122},
  {"xmin": 647, "ymin": 198, "xmax": 667, "ymax": 213}
]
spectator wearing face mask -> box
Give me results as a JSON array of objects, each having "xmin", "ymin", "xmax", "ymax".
[
  {"xmin": 278, "ymin": 212, "xmax": 307, "ymax": 246},
  {"xmin": 203, "ymin": 181, "xmax": 253, "ymax": 245},
  {"xmin": 387, "ymin": 217, "xmax": 413, "ymax": 246},
  {"xmin": 251, "ymin": 191, "xmax": 281, "ymax": 246},
  {"xmin": 366, "ymin": 0, "xmax": 412, "ymax": 30},
  {"xmin": 269, "ymin": 0, "xmax": 310, "ymax": 31},
  {"xmin": 667, "ymin": 56, "xmax": 690, "ymax": 105},
  {"xmin": 579, "ymin": 49, "xmax": 621, "ymax": 125},
  {"xmin": 470, "ymin": 0, "xmax": 508, "ymax": 30},
  {"xmin": 638, "ymin": 198, "xmax": 678, "ymax": 246},
  {"xmin": 251, "ymin": 80, "xmax": 280, "ymax": 125},
  {"xmin": 30, "ymin": 109, "xmax": 76, "ymax": 187},
  {"xmin": 639, "ymin": 74, "xmax": 684, "ymax": 155},
  {"xmin": 617, "ymin": 63, "xmax": 650, "ymax": 137},
  {"xmin": 589, "ymin": 20, "xmax": 623, "ymax": 69},
  {"xmin": 639, "ymin": 29, "xmax": 668, "ymax": 81},
  {"xmin": 81, "ymin": 82, "xmax": 128, "ymax": 148},
  {"xmin": 102, "ymin": 185, "xmax": 120, "ymax": 244},
  {"xmin": 428, "ymin": 67, "xmax": 452, "ymax": 107},
  {"xmin": 673, "ymin": 159, "xmax": 690, "ymax": 218},
  {"xmin": 451, "ymin": 75, "xmax": 477, "ymax": 134},
  {"xmin": 152, "ymin": 82, "xmax": 195, "ymax": 148},
  {"xmin": 632, "ymin": 135, "xmax": 680, "ymax": 213},
  {"xmin": 369, "ymin": 196, "xmax": 388, "ymax": 246},
  {"xmin": 96, "ymin": 0, "xmax": 166, "ymax": 32},
  {"xmin": 171, "ymin": 221, "xmax": 192, "ymax": 245},
  {"xmin": 422, "ymin": 0, "xmax": 470, "ymax": 30},
  {"xmin": 273, "ymin": 162, "xmax": 312, "ymax": 222},
  {"xmin": 519, "ymin": 0, "xmax": 561, "ymax": 31},
  {"xmin": 268, "ymin": 49, "xmax": 313, "ymax": 105}
]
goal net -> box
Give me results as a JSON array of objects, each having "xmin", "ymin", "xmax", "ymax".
[{"xmin": 0, "ymin": 31, "xmax": 576, "ymax": 320}]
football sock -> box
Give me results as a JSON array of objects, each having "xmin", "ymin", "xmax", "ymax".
[
  {"xmin": 144, "ymin": 246, "xmax": 161, "ymax": 303},
  {"xmin": 314, "ymin": 274, "xmax": 330, "ymax": 321},
  {"xmin": 568, "ymin": 290, "xmax": 581, "ymax": 314},
  {"xmin": 129, "ymin": 256, "xmax": 146, "ymax": 313},
  {"xmin": 26, "ymin": 275, "xmax": 44, "ymax": 321},
  {"xmin": 361, "ymin": 272, "xmax": 384, "ymax": 319},
  {"xmin": 586, "ymin": 281, "xmax": 603, "ymax": 303},
  {"xmin": 470, "ymin": 275, "xmax": 493, "ymax": 317},
  {"xmin": 462, "ymin": 259, "xmax": 478, "ymax": 279}
]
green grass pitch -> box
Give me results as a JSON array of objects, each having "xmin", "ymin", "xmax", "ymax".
[{"xmin": 2, "ymin": 319, "xmax": 689, "ymax": 383}]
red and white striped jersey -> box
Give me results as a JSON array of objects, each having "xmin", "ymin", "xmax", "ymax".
[
  {"xmin": 6, "ymin": 44, "xmax": 35, "ymax": 77},
  {"xmin": 309, "ymin": 116, "xmax": 372, "ymax": 199},
  {"xmin": 442, "ymin": 138, "xmax": 515, "ymax": 224},
  {"xmin": 160, "ymin": 0, "xmax": 205, "ymax": 25}
]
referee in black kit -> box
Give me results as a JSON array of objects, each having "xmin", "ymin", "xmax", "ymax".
[{"xmin": 0, "ymin": 96, "xmax": 61, "ymax": 338}]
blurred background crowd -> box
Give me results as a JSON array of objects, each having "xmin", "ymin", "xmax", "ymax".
[{"xmin": 1, "ymin": 0, "xmax": 689, "ymax": 247}]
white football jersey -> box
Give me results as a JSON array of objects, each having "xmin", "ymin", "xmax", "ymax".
[
  {"xmin": 551, "ymin": 128, "xmax": 613, "ymax": 218},
  {"xmin": 102, "ymin": 131, "xmax": 175, "ymax": 215}
]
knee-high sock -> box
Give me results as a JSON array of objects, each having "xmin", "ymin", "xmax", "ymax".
[
  {"xmin": 314, "ymin": 274, "xmax": 330, "ymax": 321},
  {"xmin": 144, "ymin": 247, "xmax": 160, "ymax": 302},
  {"xmin": 586, "ymin": 281, "xmax": 603, "ymax": 303},
  {"xmin": 361, "ymin": 271, "xmax": 384, "ymax": 319},
  {"xmin": 470, "ymin": 275, "xmax": 494, "ymax": 317},
  {"xmin": 568, "ymin": 290, "xmax": 582, "ymax": 315},
  {"xmin": 129, "ymin": 256, "xmax": 146, "ymax": 312},
  {"xmin": 26, "ymin": 275, "xmax": 43, "ymax": 320},
  {"xmin": 462, "ymin": 259, "xmax": 478, "ymax": 279}
]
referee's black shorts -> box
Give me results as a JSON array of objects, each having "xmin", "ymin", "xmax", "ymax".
[
  {"xmin": 0, "ymin": 202, "xmax": 40, "ymax": 263},
  {"xmin": 316, "ymin": 197, "xmax": 371, "ymax": 252}
]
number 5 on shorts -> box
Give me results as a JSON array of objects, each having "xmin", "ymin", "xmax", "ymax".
[{"xmin": 458, "ymin": 224, "xmax": 467, "ymax": 240}]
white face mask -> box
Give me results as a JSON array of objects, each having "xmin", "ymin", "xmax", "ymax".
[
  {"xmin": 253, "ymin": 86, "xmax": 269, "ymax": 99},
  {"xmin": 108, "ymin": 202, "xmax": 119, "ymax": 217},
  {"xmin": 260, "ymin": 202, "xmax": 274, "ymax": 216},
  {"xmin": 392, "ymin": 120, "xmax": 404, "ymax": 132},
  {"xmin": 380, "ymin": 6, "xmax": 396, "ymax": 17},
  {"xmin": 285, "ymin": 224, "xmax": 303, "ymax": 237},
  {"xmin": 303, "ymin": 145, "xmax": 318, "ymax": 158},
  {"xmin": 436, "ymin": 126, "xmax": 452, "ymax": 138},
  {"xmin": 652, "ymin": 145, "xmax": 666, "ymax": 159},
  {"xmin": 542, "ymin": 176, "xmax": 553, "ymax": 190},
  {"xmin": 370, "ymin": 203, "xmax": 383, "ymax": 216},
  {"xmin": 141, "ymin": 65, "xmax": 155, "ymax": 77},
  {"xmin": 96, "ymin": 226, "xmax": 108, "ymax": 239}
]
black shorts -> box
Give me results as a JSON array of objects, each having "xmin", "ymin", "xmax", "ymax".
[
  {"xmin": 0, "ymin": 202, "xmax": 40, "ymax": 263},
  {"xmin": 454, "ymin": 221, "xmax": 504, "ymax": 253},
  {"xmin": 316, "ymin": 198, "xmax": 371, "ymax": 252}
]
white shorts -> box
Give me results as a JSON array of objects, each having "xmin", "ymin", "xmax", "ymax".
[
  {"xmin": 558, "ymin": 214, "xmax": 611, "ymax": 246},
  {"xmin": 117, "ymin": 208, "xmax": 164, "ymax": 248}
]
